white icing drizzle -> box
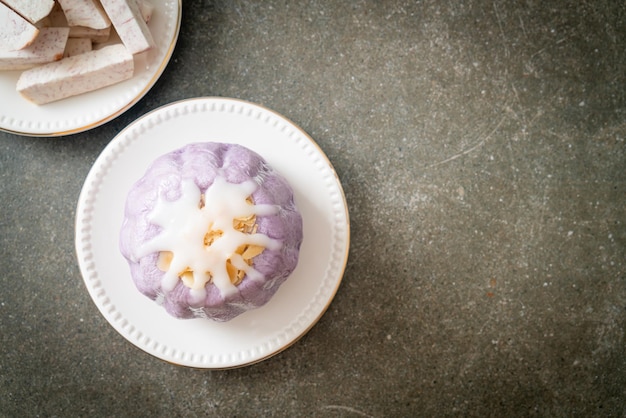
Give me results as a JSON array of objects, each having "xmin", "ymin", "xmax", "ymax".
[{"xmin": 136, "ymin": 176, "xmax": 282, "ymax": 299}]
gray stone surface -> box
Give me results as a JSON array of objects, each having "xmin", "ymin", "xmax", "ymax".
[{"xmin": 1, "ymin": 1, "xmax": 625, "ymax": 416}]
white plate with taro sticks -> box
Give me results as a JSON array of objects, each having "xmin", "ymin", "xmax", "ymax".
[{"xmin": 0, "ymin": 0, "xmax": 181, "ymax": 136}]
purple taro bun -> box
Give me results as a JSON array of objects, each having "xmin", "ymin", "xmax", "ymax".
[{"xmin": 119, "ymin": 142, "xmax": 303, "ymax": 321}]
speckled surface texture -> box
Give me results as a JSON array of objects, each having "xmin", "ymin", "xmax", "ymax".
[{"xmin": 1, "ymin": 1, "xmax": 625, "ymax": 416}]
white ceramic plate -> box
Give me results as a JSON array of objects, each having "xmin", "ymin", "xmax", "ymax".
[
  {"xmin": 75, "ymin": 97, "xmax": 350, "ymax": 368},
  {"xmin": 0, "ymin": 0, "xmax": 181, "ymax": 137}
]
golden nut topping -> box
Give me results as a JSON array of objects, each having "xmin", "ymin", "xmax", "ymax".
[
  {"xmin": 156, "ymin": 195, "xmax": 266, "ymax": 287},
  {"xmin": 157, "ymin": 251, "xmax": 173, "ymax": 271},
  {"xmin": 179, "ymin": 269, "xmax": 195, "ymax": 287},
  {"xmin": 203, "ymin": 229, "xmax": 223, "ymax": 247},
  {"xmin": 241, "ymin": 244, "xmax": 264, "ymax": 259}
]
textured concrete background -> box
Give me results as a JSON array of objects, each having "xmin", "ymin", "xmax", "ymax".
[{"xmin": 1, "ymin": 1, "xmax": 625, "ymax": 416}]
